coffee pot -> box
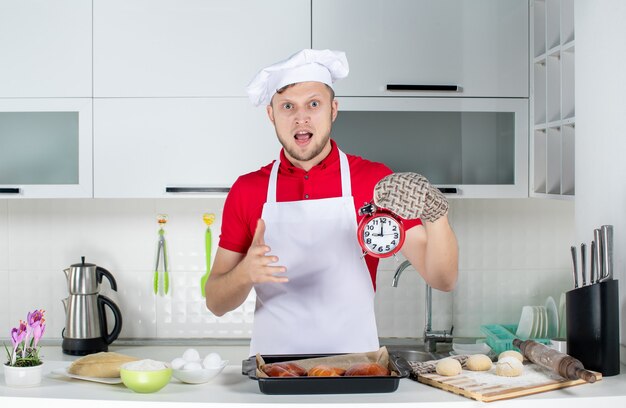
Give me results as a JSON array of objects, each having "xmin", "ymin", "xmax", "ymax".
[{"xmin": 61, "ymin": 257, "xmax": 123, "ymax": 356}]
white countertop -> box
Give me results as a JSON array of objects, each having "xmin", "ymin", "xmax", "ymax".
[{"xmin": 2, "ymin": 345, "xmax": 626, "ymax": 407}]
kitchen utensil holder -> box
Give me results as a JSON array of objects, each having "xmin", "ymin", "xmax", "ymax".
[{"xmin": 566, "ymin": 279, "xmax": 620, "ymax": 376}]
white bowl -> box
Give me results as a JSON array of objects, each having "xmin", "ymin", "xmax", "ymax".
[
  {"xmin": 452, "ymin": 342, "xmax": 491, "ymax": 355},
  {"xmin": 172, "ymin": 360, "xmax": 228, "ymax": 384}
]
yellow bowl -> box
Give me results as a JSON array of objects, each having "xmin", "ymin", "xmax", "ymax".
[{"xmin": 120, "ymin": 366, "xmax": 172, "ymax": 393}]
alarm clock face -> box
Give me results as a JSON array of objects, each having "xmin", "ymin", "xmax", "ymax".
[{"xmin": 358, "ymin": 214, "xmax": 405, "ymax": 258}]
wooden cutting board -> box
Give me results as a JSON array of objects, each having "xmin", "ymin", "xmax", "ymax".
[{"xmin": 417, "ymin": 363, "xmax": 602, "ymax": 402}]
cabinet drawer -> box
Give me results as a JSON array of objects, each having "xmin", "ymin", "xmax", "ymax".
[
  {"xmin": 94, "ymin": 98, "xmax": 280, "ymax": 198},
  {"xmin": 313, "ymin": 0, "xmax": 528, "ymax": 98}
]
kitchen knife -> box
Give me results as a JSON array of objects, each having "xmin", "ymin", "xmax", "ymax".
[
  {"xmin": 580, "ymin": 243, "xmax": 587, "ymax": 286},
  {"xmin": 600, "ymin": 225, "xmax": 613, "ymax": 281},
  {"xmin": 570, "ymin": 245, "xmax": 578, "ymax": 288},
  {"xmin": 590, "ymin": 240, "xmax": 596, "ymax": 284},
  {"xmin": 593, "ymin": 228, "xmax": 603, "ymax": 283}
]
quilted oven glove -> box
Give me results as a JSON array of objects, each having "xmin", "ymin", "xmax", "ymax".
[{"xmin": 373, "ymin": 172, "xmax": 449, "ymax": 222}]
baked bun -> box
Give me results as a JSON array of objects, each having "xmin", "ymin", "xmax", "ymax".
[
  {"xmin": 262, "ymin": 362, "xmax": 307, "ymax": 377},
  {"xmin": 344, "ymin": 362, "xmax": 390, "ymax": 376},
  {"xmin": 307, "ymin": 364, "xmax": 346, "ymax": 377},
  {"xmin": 68, "ymin": 352, "xmax": 139, "ymax": 378}
]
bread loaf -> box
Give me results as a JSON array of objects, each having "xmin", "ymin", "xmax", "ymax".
[
  {"xmin": 68, "ymin": 352, "xmax": 139, "ymax": 378},
  {"xmin": 307, "ymin": 365, "xmax": 346, "ymax": 377},
  {"xmin": 344, "ymin": 362, "xmax": 390, "ymax": 377},
  {"xmin": 262, "ymin": 362, "xmax": 307, "ymax": 377}
]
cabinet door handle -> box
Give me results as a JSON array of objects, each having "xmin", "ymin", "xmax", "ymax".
[
  {"xmin": 436, "ymin": 187, "xmax": 458, "ymax": 194},
  {"xmin": 165, "ymin": 187, "xmax": 230, "ymax": 193},
  {"xmin": 386, "ymin": 84, "xmax": 460, "ymax": 92},
  {"xmin": 0, "ymin": 188, "xmax": 20, "ymax": 194}
]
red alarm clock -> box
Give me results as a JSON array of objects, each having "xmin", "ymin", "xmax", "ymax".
[{"xmin": 357, "ymin": 202, "xmax": 406, "ymax": 258}]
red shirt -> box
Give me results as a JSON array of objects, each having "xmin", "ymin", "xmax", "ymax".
[{"xmin": 219, "ymin": 140, "xmax": 422, "ymax": 288}]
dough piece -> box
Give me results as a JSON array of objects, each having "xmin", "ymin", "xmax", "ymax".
[
  {"xmin": 435, "ymin": 358, "xmax": 462, "ymax": 376},
  {"xmin": 498, "ymin": 350, "xmax": 524, "ymax": 363},
  {"xmin": 465, "ymin": 354, "xmax": 493, "ymax": 371},
  {"xmin": 344, "ymin": 362, "xmax": 390, "ymax": 376},
  {"xmin": 496, "ymin": 356, "xmax": 524, "ymax": 377},
  {"xmin": 68, "ymin": 352, "xmax": 139, "ymax": 378},
  {"xmin": 307, "ymin": 365, "xmax": 346, "ymax": 377}
]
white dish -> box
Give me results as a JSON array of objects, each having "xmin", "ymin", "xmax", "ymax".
[
  {"xmin": 516, "ymin": 306, "xmax": 534, "ymax": 339},
  {"xmin": 537, "ymin": 306, "xmax": 548, "ymax": 338},
  {"xmin": 545, "ymin": 296, "xmax": 559, "ymax": 339},
  {"xmin": 529, "ymin": 307, "xmax": 539, "ymax": 338},
  {"xmin": 172, "ymin": 360, "xmax": 228, "ymax": 384},
  {"xmin": 452, "ymin": 342, "xmax": 492, "ymax": 355},
  {"xmin": 51, "ymin": 367, "xmax": 123, "ymax": 384}
]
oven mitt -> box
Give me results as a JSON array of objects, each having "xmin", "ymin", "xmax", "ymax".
[{"xmin": 374, "ymin": 172, "xmax": 449, "ymax": 222}]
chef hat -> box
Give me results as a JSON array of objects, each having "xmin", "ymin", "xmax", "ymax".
[{"xmin": 246, "ymin": 49, "xmax": 349, "ymax": 107}]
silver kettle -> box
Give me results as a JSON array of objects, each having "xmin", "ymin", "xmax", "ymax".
[
  {"xmin": 63, "ymin": 256, "xmax": 117, "ymax": 295},
  {"xmin": 61, "ymin": 257, "xmax": 123, "ymax": 356}
]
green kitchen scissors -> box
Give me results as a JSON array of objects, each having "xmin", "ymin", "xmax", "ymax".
[{"xmin": 154, "ymin": 214, "xmax": 169, "ymax": 295}]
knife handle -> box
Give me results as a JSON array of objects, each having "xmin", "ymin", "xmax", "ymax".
[
  {"xmin": 590, "ymin": 241, "xmax": 596, "ymax": 284},
  {"xmin": 593, "ymin": 229, "xmax": 603, "ymax": 283},
  {"xmin": 570, "ymin": 246, "xmax": 578, "ymax": 288},
  {"xmin": 600, "ymin": 225, "xmax": 613, "ymax": 281},
  {"xmin": 580, "ymin": 243, "xmax": 587, "ymax": 286}
]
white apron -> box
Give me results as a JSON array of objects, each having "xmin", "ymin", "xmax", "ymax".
[{"xmin": 249, "ymin": 150, "xmax": 380, "ymax": 356}]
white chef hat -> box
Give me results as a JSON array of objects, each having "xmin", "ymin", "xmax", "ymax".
[{"xmin": 246, "ymin": 49, "xmax": 349, "ymax": 107}]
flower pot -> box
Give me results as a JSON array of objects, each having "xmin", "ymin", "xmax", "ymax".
[{"xmin": 4, "ymin": 363, "xmax": 44, "ymax": 387}]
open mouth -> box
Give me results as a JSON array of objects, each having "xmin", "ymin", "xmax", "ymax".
[{"xmin": 294, "ymin": 130, "xmax": 313, "ymax": 146}]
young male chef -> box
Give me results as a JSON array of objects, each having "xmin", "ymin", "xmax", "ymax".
[{"xmin": 205, "ymin": 49, "xmax": 458, "ymax": 356}]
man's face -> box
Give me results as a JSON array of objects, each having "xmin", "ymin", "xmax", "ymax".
[{"xmin": 267, "ymin": 81, "xmax": 338, "ymax": 168}]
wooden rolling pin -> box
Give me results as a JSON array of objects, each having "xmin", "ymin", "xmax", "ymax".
[{"xmin": 513, "ymin": 339, "xmax": 596, "ymax": 383}]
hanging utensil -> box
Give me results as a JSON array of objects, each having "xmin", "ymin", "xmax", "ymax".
[
  {"xmin": 154, "ymin": 214, "xmax": 169, "ymax": 295},
  {"xmin": 200, "ymin": 213, "xmax": 216, "ymax": 298}
]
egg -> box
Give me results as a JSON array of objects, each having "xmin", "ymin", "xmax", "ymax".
[
  {"xmin": 202, "ymin": 352, "xmax": 222, "ymax": 369},
  {"xmin": 182, "ymin": 361, "xmax": 203, "ymax": 371},
  {"xmin": 171, "ymin": 357, "xmax": 187, "ymax": 370},
  {"xmin": 182, "ymin": 348, "xmax": 201, "ymax": 362}
]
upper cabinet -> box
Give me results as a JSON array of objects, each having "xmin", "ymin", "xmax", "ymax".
[
  {"xmin": 0, "ymin": 0, "xmax": 91, "ymax": 97},
  {"xmin": 93, "ymin": 0, "xmax": 311, "ymax": 97},
  {"xmin": 312, "ymin": 0, "xmax": 528, "ymax": 98},
  {"xmin": 530, "ymin": 0, "xmax": 575, "ymax": 199},
  {"xmin": 0, "ymin": 98, "xmax": 93, "ymax": 198},
  {"xmin": 93, "ymin": 98, "xmax": 280, "ymax": 198}
]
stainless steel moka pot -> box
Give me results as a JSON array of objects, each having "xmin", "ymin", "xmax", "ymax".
[{"xmin": 62, "ymin": 257, "xmax": 123, "ymax": 356}]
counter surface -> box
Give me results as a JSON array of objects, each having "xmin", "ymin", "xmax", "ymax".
[{"xmin": 2, "ymin": 345, "xmax": 625, "ymax": 408}]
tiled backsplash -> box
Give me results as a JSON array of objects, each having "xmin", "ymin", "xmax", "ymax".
[{"xmin": 0, "ymin": 198, "xmax": 574, "ymax": 341}]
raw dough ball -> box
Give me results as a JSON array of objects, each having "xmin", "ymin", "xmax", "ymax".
[
  {"xmin": 465, "ymin": 354, "xmax": 492, "ymax": 371},
  {"xmin": 436, "ymin": 358, "xmax": 462, "ymax": 376},
  {"xmin": 496, "ymin": 357, "xmax": 524, "ymax": 377},
  {"xmin": 182, "ymin": 361, "xmax": 203, "ymax": 371},
  {"xmin": 182, "ymin": 348, "xmax": 201, "ymax": 362},
  {"xmin": 498, "ymin": 350, "xmax": 524, "ymax": 363}
]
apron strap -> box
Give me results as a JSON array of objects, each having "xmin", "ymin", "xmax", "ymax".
[{"xmin": 266, "ymin": 149, "xmax": 352, "ymax": 203}]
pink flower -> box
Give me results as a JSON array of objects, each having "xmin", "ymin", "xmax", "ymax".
[
  {"xmin": 33, "ymin": 323, "xmax": 46, "ymax": 347},
  {"xmin": 10, "ymin": 321, "xmax": 27, "ymax": 348},
  {"xmin": 28, "ymin": 309, "xmax": 45, "ymax": 328}
]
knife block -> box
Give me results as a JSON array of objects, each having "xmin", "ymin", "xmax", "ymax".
[{"xmin": 566, "ymin": 279, "xmax": 620, "ymax": 376}]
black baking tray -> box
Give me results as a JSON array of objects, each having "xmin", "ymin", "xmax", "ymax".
[{"xmin": 242, "ymin": 352, "xmax": 411, "ymax": 395}]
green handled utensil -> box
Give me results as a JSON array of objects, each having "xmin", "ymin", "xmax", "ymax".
[
  {"xmin": 154, "ymin": 214, "xmax": 169, "ymax": 295},
  {"xmin": 200, "ymin": 213, "xmax": 215, "ymax": 298}
]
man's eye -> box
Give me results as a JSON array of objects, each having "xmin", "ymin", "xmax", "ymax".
[
  {"xmin": 310, "ymin": 101, "xmax": 319, "ymax": 108},
  {"xmin": 283, "ymin": 103, "xmax": 293, "ymax": 110}
]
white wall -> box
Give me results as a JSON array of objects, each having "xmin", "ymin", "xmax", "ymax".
[
  {"xmin": 0, "ymin": 198, "xmax": 574, "ymax": 342},
  {"xmin": 576, "ymin": 0, "xmax": 626, "ymax": 361}
]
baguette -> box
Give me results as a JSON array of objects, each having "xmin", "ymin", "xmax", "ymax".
[{"xmin": 68, "ymin": 352, "xmax": 139, "ymax": 378}]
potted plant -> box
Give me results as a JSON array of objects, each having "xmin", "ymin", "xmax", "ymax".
[{"xmin": 3, "ymin": 309, "xmax": 46, "ymax": 387}]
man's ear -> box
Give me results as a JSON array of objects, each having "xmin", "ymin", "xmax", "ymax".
[
  {"xmin": 266, "ymin": 104, "xmax": 275, "ymax": 124},
  {"xmin": 331, "ymin": 99, "xmax": 339, "ymax": 122}
]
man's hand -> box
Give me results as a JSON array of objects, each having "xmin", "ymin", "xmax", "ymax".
[
  {"xmin": 241, "ymin": 219, "xmax": 288, "ymax": 284},
  {"xmin": 374, "ymin": 173, "xmax": 449, "ymax": 222}
]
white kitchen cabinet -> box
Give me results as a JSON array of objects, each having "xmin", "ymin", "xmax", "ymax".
[
  {"xmin": 0, "ymin": 0, "xmax": 91, "ymax": 97},
  {"xmin": 93, "ymin": 98, "xmax": 280, "ymax": 198},
  {"xmin": 530, "ymin": 0, "xmax": 575, "ymax": 199},
  {"xmin": 93, "ymin": 0, "xmax": 310, "ymax": 97},
  {"xmin": 0, "ymin": 98, "xmax": 93, "ymax": 198},
  {"xmin": 333, "ymin": 98, "xmax": 528, "ymax": 198},
  {"xmin": 312, "ymin": 0, "xmax": 528, "ymax": 98}
]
